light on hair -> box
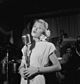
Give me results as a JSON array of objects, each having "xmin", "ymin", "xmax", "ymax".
[
  {"xmin": 45, "ymin": 29, "xmax": 51, "ymax": 37},
  {"xmin": 38, "ymin": 19, "xmax": 48, "ymax": 29}
]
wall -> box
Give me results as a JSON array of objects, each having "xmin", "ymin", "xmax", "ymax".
[{"xmin": 45, "ymin": 14, "xmax": 80, "ymax": 39}]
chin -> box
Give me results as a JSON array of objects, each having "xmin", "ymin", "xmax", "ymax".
[
  {"xmin": 32, "ymin": 33, "xmax": 37, "ymax": 37},
  {"xmin": 31, "ymin": 32, "xmax": 40, "ymax": 38}
]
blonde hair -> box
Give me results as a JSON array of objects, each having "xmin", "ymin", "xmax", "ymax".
[{"xmin": 36, "ymin": 19, "xmax": 51, "ymax": 38}]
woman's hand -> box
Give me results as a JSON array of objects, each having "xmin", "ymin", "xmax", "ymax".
[
  {"xmin": 23, "ymin": 66, "xmax": 38, "ymax": 78},
  {"xmin": 19, "ymin": 67, "xmax": 27, "ymax": 78}
]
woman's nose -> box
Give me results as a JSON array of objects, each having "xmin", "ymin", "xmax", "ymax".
[{"xmin": 33, "ymin": 27, "xmax": 37, "ymax": 31}]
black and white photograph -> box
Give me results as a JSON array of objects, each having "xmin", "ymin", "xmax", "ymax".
[{"xmin": 0, "ymin": 1, "xmax": 80, "ymax": 84}]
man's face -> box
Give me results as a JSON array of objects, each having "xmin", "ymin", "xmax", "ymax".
[{"xmin": 77, "ymin": 37, "xmax": 80, "ymax": 41}]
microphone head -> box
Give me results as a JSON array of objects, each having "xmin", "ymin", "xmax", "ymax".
[{"xmin": 22, "ymin": 34, "xmax": 31, "ymax": 45}]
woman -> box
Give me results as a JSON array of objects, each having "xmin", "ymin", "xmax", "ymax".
[{"xmin": 19, "ymin": 19, "xmax": 61, "ymax": 84}]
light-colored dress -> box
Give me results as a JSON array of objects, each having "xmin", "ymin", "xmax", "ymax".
[{"xmin": 20, "ymin": 41, "xmax": 56, "ymax": 84}]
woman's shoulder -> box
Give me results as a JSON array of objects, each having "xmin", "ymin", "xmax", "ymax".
[{"xmin": 44, "ymin": 41, "xmax": 55, "ymax": 47}]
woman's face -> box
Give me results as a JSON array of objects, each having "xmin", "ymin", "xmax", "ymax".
[{"xmin": 31, "ymin": 21, "xmax": 45, "ymax": 38}]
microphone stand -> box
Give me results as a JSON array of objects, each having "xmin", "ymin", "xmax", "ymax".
[
  {"xmin": 22, "ymin": 34, "xmax": 31, "ymax": 84},
  {"xmin": 26, "ymin": 43, "xmax": 31, "ymax": 84},
  {"xmin": 3, "ymin": 49, "xmax": 9, "ymax": 84},
  {"xmin": 6, "ymin": 49, "xmax": 9, "ymax": 84}
]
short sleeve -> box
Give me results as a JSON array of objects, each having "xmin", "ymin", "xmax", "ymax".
[{"xmin": 49, "ymin": 43, "xmax": 56, "ymax": 56}]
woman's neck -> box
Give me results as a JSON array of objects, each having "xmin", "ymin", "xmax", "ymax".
[{"xmin": 33, "ymin": 37, "xmax": 41, "ymax": 43}]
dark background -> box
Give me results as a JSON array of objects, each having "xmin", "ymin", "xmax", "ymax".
[
  {"xmin": 0, "ymin": 0, "xmax": 80, "ymax": 60},
  {"xmin": 0, "ymin": 1, "xmax": 80, "ymax": 84}
]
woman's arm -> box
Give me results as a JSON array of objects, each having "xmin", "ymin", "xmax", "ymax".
[
  {"xmin": 18, "ymin": 46, "xmax": 28, "ymax": 77},
  {"xmin": 24, "ymin": 51, "xmax": 61, "ymax": 78},
  {"xmin": 18, "ymin": 45, "xmax": 27, "ymax": 70},
  {"xmin": 37, "ymin": 52, "xmax": 61, "ymax": 73}
]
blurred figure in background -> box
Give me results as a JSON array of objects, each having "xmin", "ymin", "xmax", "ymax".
[{"xmin": 74, "ymin": 35, "xmax": 80, "ymax": 84}]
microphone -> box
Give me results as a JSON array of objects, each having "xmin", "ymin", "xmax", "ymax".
[
  {"xmin": 22, "ymin": 34, "xmax": 31, "ymax": 83},
  {"xmin": 22, "ymin": 34, "xmax": 31, "ymax": 45},
  {"xmin": 27, "ymin": 34, "xmax": 31, "ymax": 45}
]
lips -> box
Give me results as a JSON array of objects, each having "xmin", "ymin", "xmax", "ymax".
[{"xmin": 33, "ymin": 31, "xmax": 36, "ymax": 33}]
